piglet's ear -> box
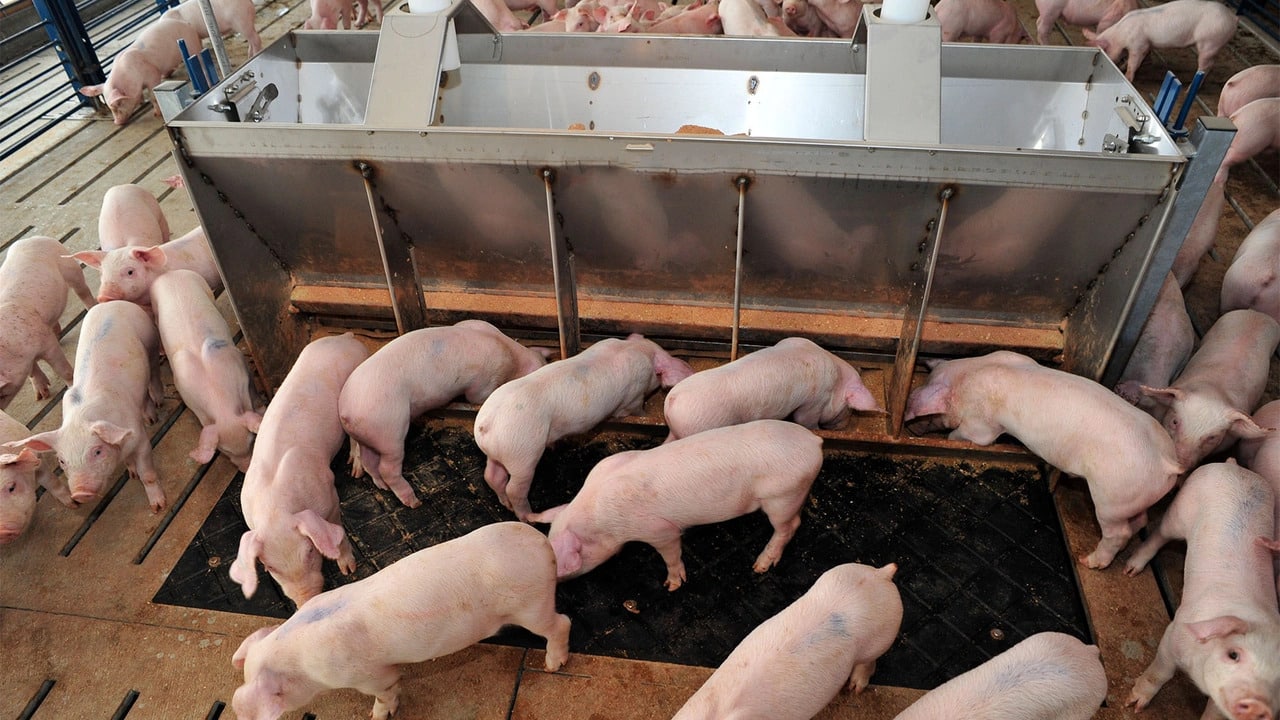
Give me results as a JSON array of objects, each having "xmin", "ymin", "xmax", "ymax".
[
  {"xmin": 132, "ymin": 246, "xmax": 169, "ymax": 268},
  {"xmin": 1138, "ymin": 386, "xmax": 1182, "ymax": 407},
  {"xmin": 904, "ymin": 383, "xmax": 949, "ymax": 421},
  {"xmin": 294, "ymin": 509, "xmax": 346, "ymax": 560},
  {"xmin": 0, "ymin": 448, "xmax": 41, "ymax": 472},
  {"xmin": 229, "ymin": 531, "xmax": 264, "ymax": 599},
  {"xmin": 69, "ymin": 251, "xmax": 106, "ymax": 268},
  {"xmin": 90, "ymin": 420, "xmax": 131, "ymax": 447},
  {"xmin": 5, "ymin": 431, "xmax": 58, "ymax": 454},
  {"xmin": 1186, "ymin": 615, "xmax": 1250, "ymax": 643},
  {"xmin": 231, "ymin": 625, "xmax": 279, "ymax": 669},
  {"xmin": 1227, "ymin": 411, "xmax": 1273, "ymax": 441}
]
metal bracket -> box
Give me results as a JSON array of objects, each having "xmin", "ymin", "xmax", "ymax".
[
  {"xmin": 360, "ymin": 161, "xmax": 429, "ymax": 335},
  {"xmin": 543, "ymin": 169, "xmax": 581, "ymax": 359},
  {"xmin": 889, "ymin": 186, "xmax": 953, "ymax": 438}
]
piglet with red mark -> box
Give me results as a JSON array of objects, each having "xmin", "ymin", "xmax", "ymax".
[
  {"xmin": 229, "ymin": 333, "xmax": 367, "ymax": 607},
  {"xmin": 905, "ymin": 350, "xmax": 1181, "ymax": 569},
  {"xmin": 673, "ymin": 563, "xmax": 901, "ymax": 720},
  {"xmin": 73, "ymin": 225, "xmax": 221, "ymax": 305},
  {"xmin": 0, "ymin": 410, "xmax": 70, "ymax": 544},
  {"xmin": 530, "ymin": 419, "xmax": 823, "ymax": 590},
  {"xmin": 894, "ymin": 633, "xmax": 1107, "ymax": 720},
  {"xmin": 79, "ymin": 18, "xmax": 202, "ymax": 125},
  {"xmin": 1139, "ymin": 309, "xmax": 1279, "ymax": 469},
  {"xmin": 474, "ymin": 334, "xmax": 692, "ymax": 521},
  {"xmin": 232, "ymin": 522, "xmax": 571, "ymax": 720},
  {"xmin": 97, "ymin": 184, "xmax": 169, "ymax": 252},
  {"xmin": 6, "ymin": 301, "xmax": 165, "ymax": 511},
  {"xmin": 339, "ymin": 320, "xmax": 550, "ymax": 508},
  {"xmin": 664, "ymin": 336, "xmax": 881, "ymax": 442},
  {"xmin": 151, "ymin": 269, "xmax": 261, "ymax": 472},
  {"xmin": 1222, "ymin": 209, "xmax": 1280, "ymax": 324},
  {"xmin": 0, "ymin": 236, "xmax": 97, "ymax": 409},
  {"xmin": 1082, "ymin": 0, "xmax": 1236, "ymax": 81},
  {"xmin": 1124, "ymin": 462, "xmax": 1280, "ymax": 720}
]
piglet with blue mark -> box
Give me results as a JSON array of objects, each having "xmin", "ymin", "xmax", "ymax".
[
  {"xmin": 673, "ymin": 562, "xmax": 902, "ymax": 720},
  {"xmin": 232, "ymin": 522, "xmax": 571, "ymax": 720},
  {"xmin": 474, "ymin": 333, "xmax": 694, "ymax": 522},
  {"xmin": 530, "ymin": 419, "xmax": 823, "ymax": 590},
  {"xmin": 5, "ymin": 301, "xmax": 166, "ymax": 511},
  {"xmin": 1125, "ymin": 462, "xmax": 1280, "ymax": 720},
  {"xmin": 339, "ymin": 319, "xmax": 551, "ymax": 509},
  {"xmin": 893, "ymin": 633, "xmax": 1106, "ymax": 720},
  {"xmin": 150, "ymin": 269, "xmax": 261, "ymax": 472},
  {"xmin": 230, "ymin": 333, "xmax": 367, "ymax": 607}
]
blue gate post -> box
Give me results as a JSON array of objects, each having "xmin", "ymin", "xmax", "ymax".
[{"xmin": 31, "ymin": 0, "xmax": 106, "ymax": 105}]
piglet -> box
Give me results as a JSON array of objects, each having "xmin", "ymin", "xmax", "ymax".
[
  {"xmin": 1140, "ymin": 309, "xmax": 1279, "ymax": 469},
  {"xmin": 1034, "ymin": 0, "xmax": 1134, "ymax": 46},
  {"xmin": 504, "ymin": 0, "xmax": 561, "ymax": 20},
  {"xmin": 1172, "ymin": 173, "xmax": 1227, "ymax": 288},
  {"xmin": 804, "ymin": 0, "xmax": 861, "ymax": 37},
  {"xmin": 303, "ymin": 0, "xmax": 377, "ymax": 29},
  {"xmin": 229, "ymin": 333, "xmax": 367, "ymax": 607},
  {"xmin": 1124, "ymin": 462, "xmax": 1280, "ymax": 720},
  {"xmin": 1082, "ymin": 0, "xmax": 1237, "ymax": 81},
  {"xmin": 1218, "ymin": 98, "xmax": 1280, "ymax": 184},
  {"xmin": 73, "ymin": 225, "xmax": 221, "ymax": 305},
  {"xmin": 0, "ymin": 236, "xmax": 97, "ymax": 409},
  {"xmin": 150, "ymin": 270, "xmax": 261, "ymax": 472},
  {"xmin": 529, "ymin": 419, "xmax": 823, "ymax": 589},
  {"xmin": 673, "ymin": 563, "xmax": 902, "ymax": 720},
  {"xmin": 339, "ymin": 320, "xmax": 551, "ymax": 508},
  {"xmin": 79, "ymin": 18, "xmax": 202, "ymax": 125},
  {"xmin": 1239, "ymin": 401, "xmax": 1280, "ymax": 601},
  {"xmin": 1219, "ymin": 65, "xmax": 1280, "ymax": 118},
  {"xmin": 780, "ymin": 0, "xmax": 829, "ymax": 36},
  {"xmin": 1222, "ymin": 209, "xmax": 1280, "ymax": 324},
  {"xmin": 470, "ymin": 0, "xmax": 529, "ymax": 31},
  {"xmin": 162, "ymin": 0, "xmax": 262, "ymax": 54},
  {"xmin": 645, "ymin": 0, "xmax": 723, "ymax": 34},
  {"xmin": 905, "ymin": 351, "xmax": 1181, "ymax": 569},
  {"xmin": 97, "ymin": 184, "xmax": 169, "ymax": 251},
  {"xmin": 720, "ymin": 0, "xmax": 783, "ymax": 35},
  {"xmin": 936, "ymin": 0, "xmax": 1028, "ymax": 44},
  {"xmin": 894, "ymin": 632, "xmax": 1106, "ymax": 720},
  {"xmin": 474, "ymin": 334, "xmax": 693, "ymax": 521},
  {"xmin": 663, "ymin": 336, "xmax": 881, "ymax": 442},
  {"xmin": 232, "ymin": 522, "xmax": 571, "ymax": 720},
  {"xmin": 5, "ymin": 301, "xmax": 165, "ymax": 511},
  {"xmin": 1113, "ymin": 272, "xmax": 1194, "ymax": 414},
  {"xmin": 0, "ymin": 410, "xmax": 70, "ymax": 544}
]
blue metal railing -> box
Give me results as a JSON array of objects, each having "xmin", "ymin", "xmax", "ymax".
[{"xmin": 1227, "ymin": 0, "xmax": 1280, "ymax": 42}]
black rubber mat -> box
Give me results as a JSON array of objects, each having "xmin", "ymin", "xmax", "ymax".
[{"xmin": 154, "ymin": 422, "xmax": 1091, "ymax": 690}]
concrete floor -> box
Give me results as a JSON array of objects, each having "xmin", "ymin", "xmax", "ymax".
[{"xmin": 0, "ymin": 0, "xmax": 1277, "ymax": 717}]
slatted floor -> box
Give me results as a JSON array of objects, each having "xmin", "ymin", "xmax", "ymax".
[{"xmin": 0, "ymin": 0, "xmax": 1277, "ymax": 717}]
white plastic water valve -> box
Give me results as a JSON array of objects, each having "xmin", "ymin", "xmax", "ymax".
[{"xmin": 879, "ymin": 0, "xmax": 930, "ymax": 23}]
